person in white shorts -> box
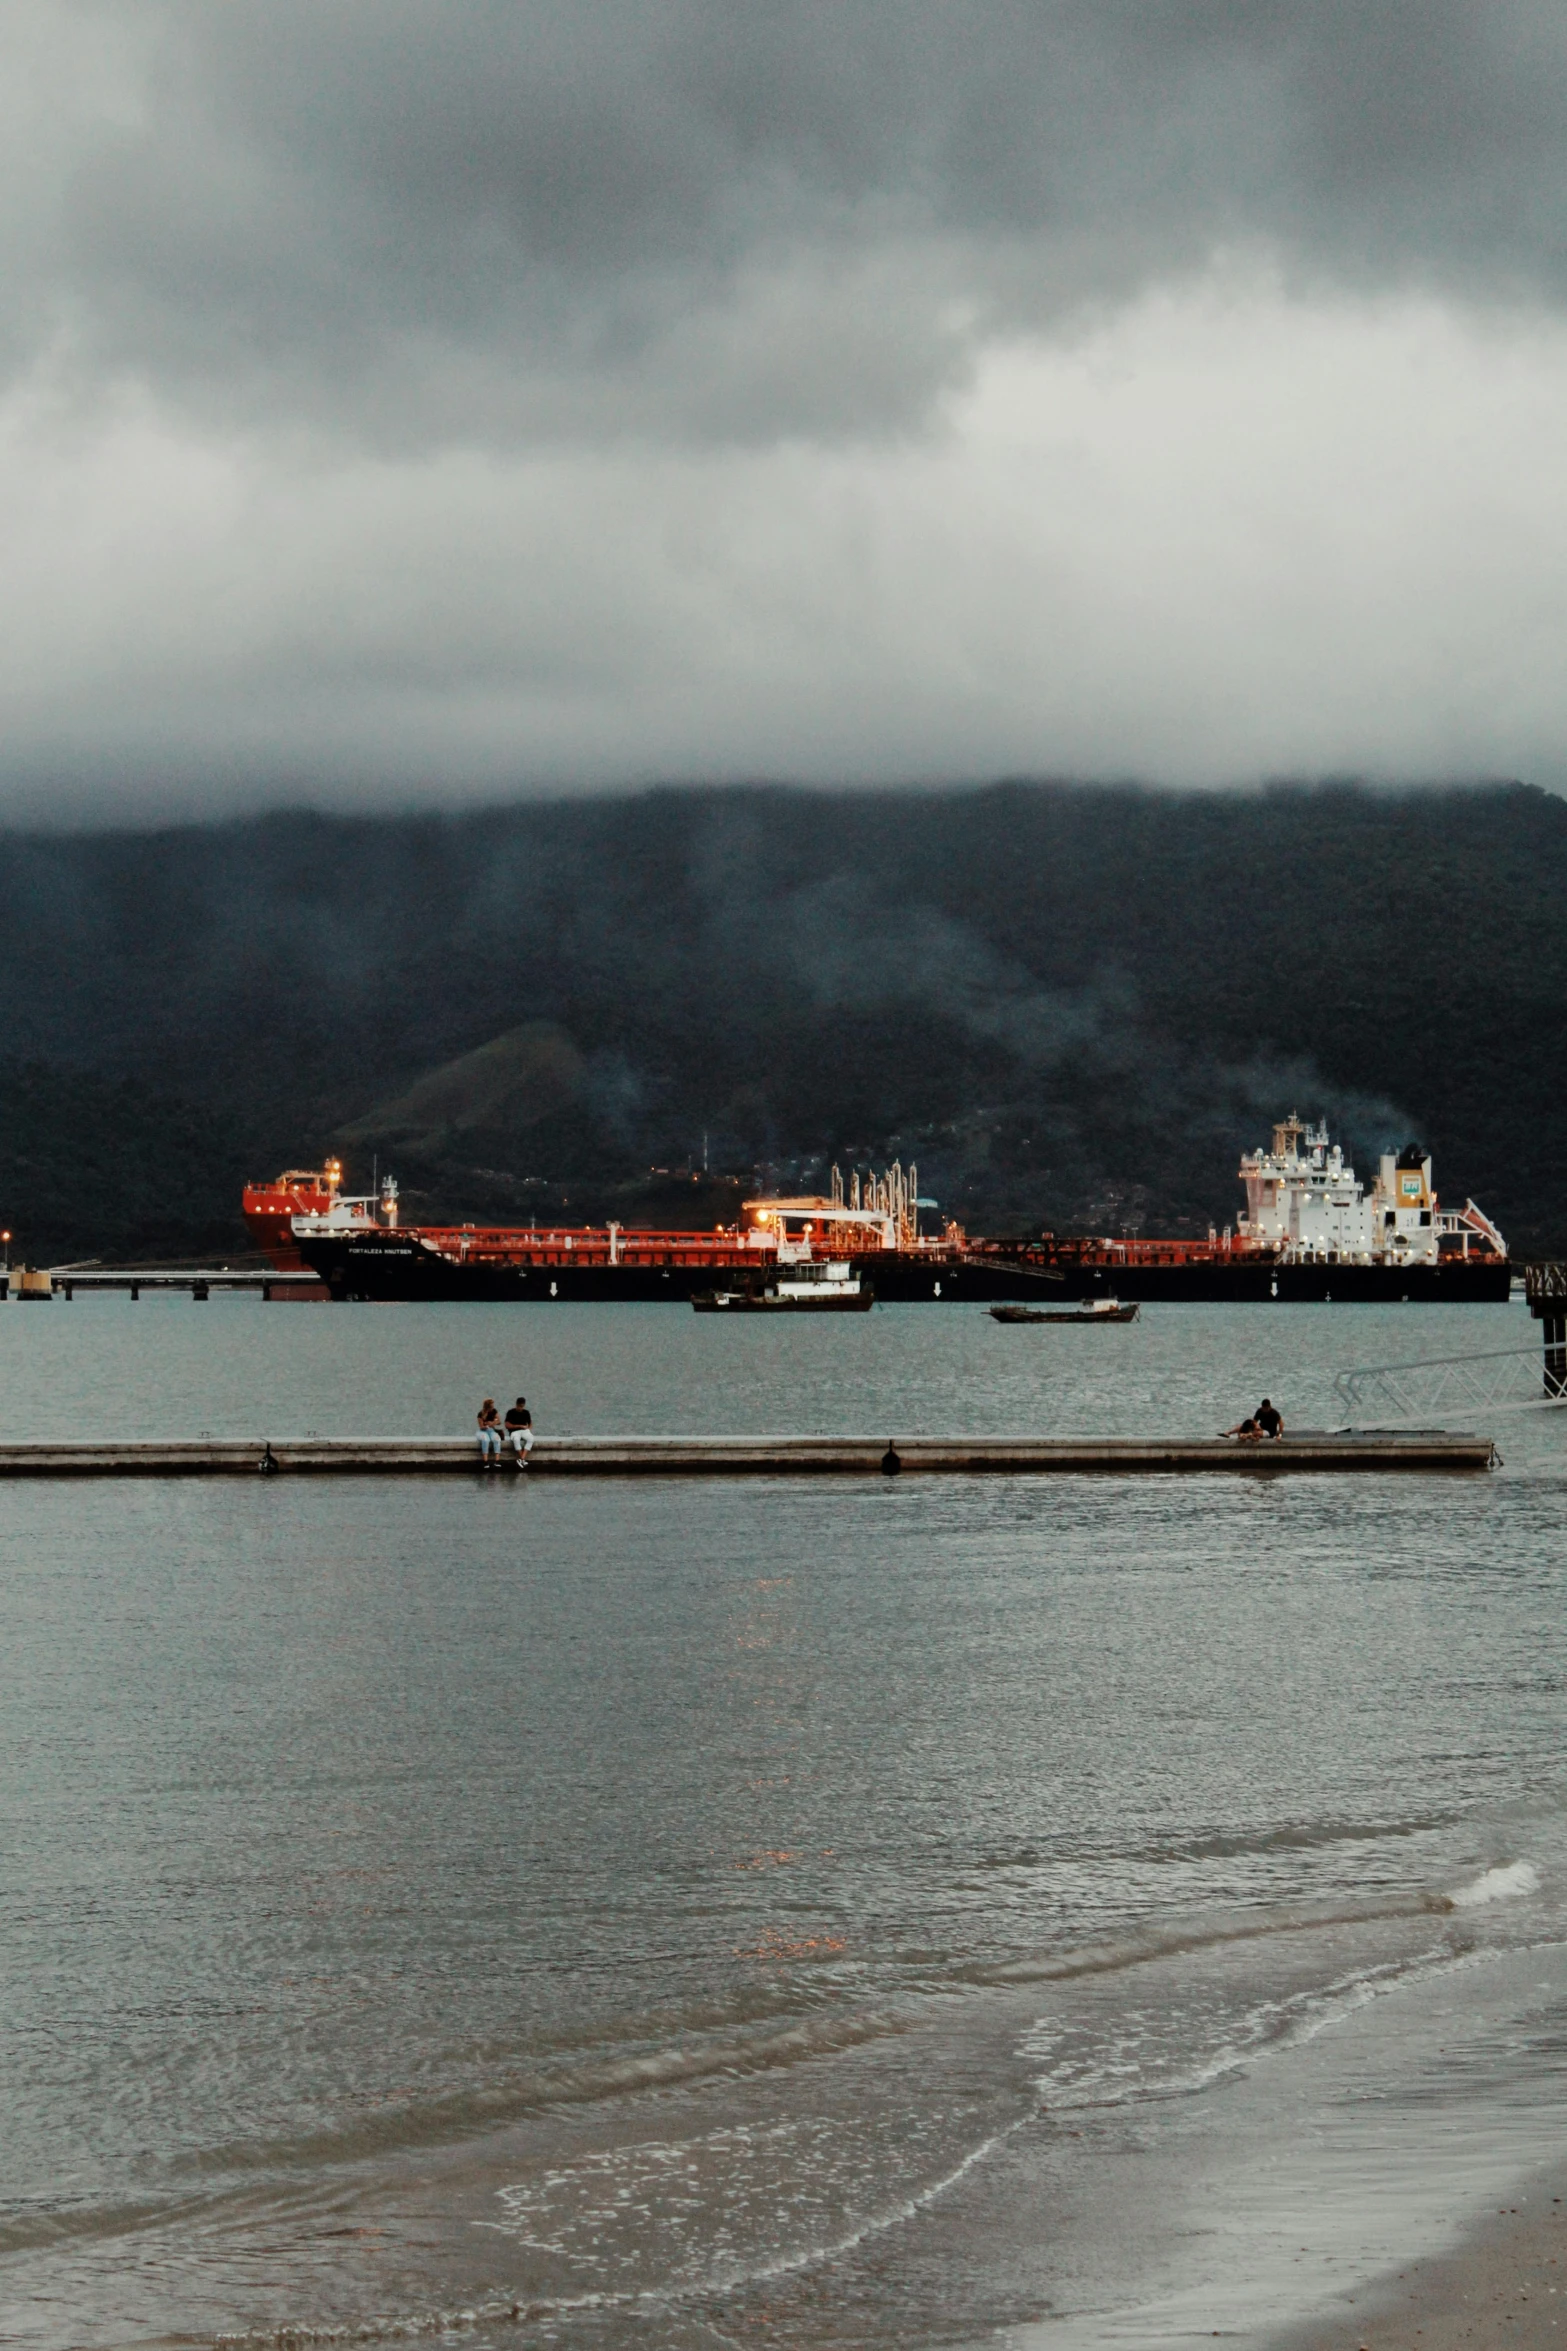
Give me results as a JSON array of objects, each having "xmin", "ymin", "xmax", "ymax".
[{"xmin": 504, "ymin": 1396, "xmax": 534, "ymax": 1466}]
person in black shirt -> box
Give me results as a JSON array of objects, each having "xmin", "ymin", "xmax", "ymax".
[
  {"xmin": 504, "ymin": 1395, "xmax": 534, "ymax": 1467},
  {"xmin": 1254, "ymin": 1397, "xmax": 1284, "ymax": 1440}
]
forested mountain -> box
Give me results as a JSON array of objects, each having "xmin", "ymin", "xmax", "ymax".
[{"xmin": 1, "ymin": 778, "xmax": 1563, "ymax": 1262}]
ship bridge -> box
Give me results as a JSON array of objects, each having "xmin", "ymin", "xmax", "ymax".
[{"xmin": 1236, "ymin": 1116, "xmax": 1503, "ymax": 1268}]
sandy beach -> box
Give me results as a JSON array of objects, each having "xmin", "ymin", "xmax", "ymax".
[{"xmin": 1276, "ymin": 2167, "xmax": 1567, "ymax": 2350}]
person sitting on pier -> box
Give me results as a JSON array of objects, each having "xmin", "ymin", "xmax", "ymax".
[
  {"xmin": 504, "ymin": 1395, "xmax": 533, "ymax": 1467},
  {"xmin": 1254, "ymin": 1397, "xmax": 1284, "ymax": 1440},
  {"xmin": 1221, "ymin": 1413, "xmax": 1263, "ymax": 1441},
  {"xmin": 477, "ymin": 1397, "xmax": 503, "ymax": 1466}
]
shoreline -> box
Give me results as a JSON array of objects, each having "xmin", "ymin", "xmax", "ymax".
[
  {"xmin": 1269, "ymin": 2160, "xmax": 1567, "ymax": 2348},
  {"xmin": 995, "ymin": 1934, "xmax": 1567, "ymax": 2351}
]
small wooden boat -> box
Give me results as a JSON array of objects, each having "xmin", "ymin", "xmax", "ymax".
[
  {"xmin": 693, "ymin": 1261, "xmax": 875, "ymax": 1312},
  {"xmin": 990, "ymin": 1298, "xmax": 1140, "ymax": 1325}
]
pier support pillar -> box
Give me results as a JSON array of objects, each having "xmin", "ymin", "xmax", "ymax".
[
  {"xmin": 1545, "ymin": 1314, "xmax": 1567, "ymax": 1399},
  {"xmin": 1523, "ymin": 1265, "xmax": 1567, "ymax": 1397}
]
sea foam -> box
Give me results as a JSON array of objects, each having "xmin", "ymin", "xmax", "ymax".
[{"xmin": 1448, "ymin": 1861, "xmax": 1540, "ymax": 1909}]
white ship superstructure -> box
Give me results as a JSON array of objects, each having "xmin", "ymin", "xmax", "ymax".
[{"xmin": 1237, "ymin": 1116, "xmax": 1505, "ymax": 1267}]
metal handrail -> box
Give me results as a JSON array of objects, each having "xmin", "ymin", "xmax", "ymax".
[{"xmin": 1335, "ymin": 1343, "xmax": 1562, "ymax": 1420}]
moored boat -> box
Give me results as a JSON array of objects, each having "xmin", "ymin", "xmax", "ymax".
[
  {"xmin": 991, "ymin": 1298, "xmax": 1140, "ymax": 1325},
  {"xmin": 692, "ymin": 1261, "xmax": 874, "ymax": 1312}
]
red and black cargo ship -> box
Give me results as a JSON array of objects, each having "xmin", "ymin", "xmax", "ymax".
[{"xmin": 243, "ymin": 1125, "xmax": 1511, "ymax": 1304}]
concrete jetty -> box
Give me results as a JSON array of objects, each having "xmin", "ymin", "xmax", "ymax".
[
  {"xmin": 0, "ymin": 1432, "xmax": 1498, "ymax": 1478},
  {"xmin": 22, "ymin": 1270, "xmax": 324, "ymax": 1301}
]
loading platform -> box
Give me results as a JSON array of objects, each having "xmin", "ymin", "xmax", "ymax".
[
  {"xmin": 0, "ymin": 1432, "xmax": 1497, "ymax": 1478},
  {"xmin": 44, "ymin": 1271, "xmax": 322, "ymax": 1300}
]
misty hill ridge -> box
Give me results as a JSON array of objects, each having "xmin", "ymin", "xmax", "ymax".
[
  {"xmin": 343, "ymin": 1024, "xmax": 585, "ymax": 1155},
  {"xmin": 0, "ymin": 778, "xmax": 1564, "ymax": 1260}
]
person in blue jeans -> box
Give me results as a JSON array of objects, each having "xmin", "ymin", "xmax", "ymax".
[{"xmin": 476, "ymin": 1397, "xmax": 503, "ymax": 1465}]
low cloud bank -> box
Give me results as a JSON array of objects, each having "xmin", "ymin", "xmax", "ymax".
[{"xmin": 4, "ymin": 6, "xmax": 1566, "ymax": 813}]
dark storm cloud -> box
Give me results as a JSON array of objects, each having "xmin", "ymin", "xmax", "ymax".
[
  {"xmin": 4, "ymin": 2, "xmax": 1567, "ymax": 814},
  {"xmin": 15, "ymin": 1, "xmax": 1567, "ymax": 445}
]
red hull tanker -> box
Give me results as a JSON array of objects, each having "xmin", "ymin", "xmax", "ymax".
[{"xmin": 243, "ymin": 1123, "xmax": 1511, "ymax": 1304}]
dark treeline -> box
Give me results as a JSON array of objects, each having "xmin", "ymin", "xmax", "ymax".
[{"xmin": 1, "ymin": 778, "xmax": 1563, "ymax": 1262}]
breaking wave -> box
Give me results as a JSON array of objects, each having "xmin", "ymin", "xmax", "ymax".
[{"xmin": 1447, "ymin": 1860, "xmax": 1540, "ymax": 1909}]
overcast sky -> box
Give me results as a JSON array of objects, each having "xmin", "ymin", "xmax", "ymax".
[{"xmin": 5, "ymin": 1, "xmax": 1567, "ymax": 821}]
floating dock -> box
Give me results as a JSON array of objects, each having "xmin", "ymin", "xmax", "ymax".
[{"xmin": 0, "ymin": 1433, "xmax": 1497, "ymax": 1478}]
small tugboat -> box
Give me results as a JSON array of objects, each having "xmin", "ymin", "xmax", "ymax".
[
  {"xmin": 693, "ymin": 1260, "xmax": 874, "ymax": 1312},
  {"xmin": 991, "ymin": 1297, "xmax": 1140, "ymax": 1325}
]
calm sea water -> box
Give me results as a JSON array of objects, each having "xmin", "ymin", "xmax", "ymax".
[{"xmin": 1, "ymin": 1296, "xmax": 1564, "ymax": 2349}]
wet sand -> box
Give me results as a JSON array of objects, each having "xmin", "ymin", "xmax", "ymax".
[{"xmin": 1274, "ymin": 2166, "xmax": 1567, "ymax": 2350}]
